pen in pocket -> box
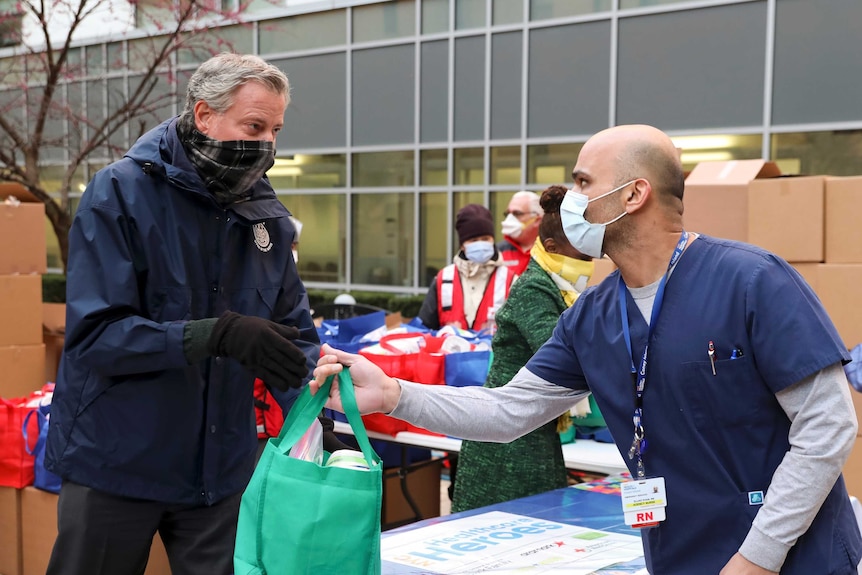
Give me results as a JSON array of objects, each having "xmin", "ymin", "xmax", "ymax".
[{"xmin": 708, "ymin": 340, "xmax": 716, "ymax": 375}]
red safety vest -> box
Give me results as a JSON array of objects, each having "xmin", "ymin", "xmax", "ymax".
[
  {"xmin": 436, "ymin": 263, "xmax": 516, "ymax": 330},
  {"xmin": 253, "ymin": 377, "xmax": 284, "ymax": 439}
]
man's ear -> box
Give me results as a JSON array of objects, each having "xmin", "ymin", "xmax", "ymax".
[
  {"xmin": 627, "ymin": 178, "xmax": 651, "ymax": 212},
  {"xmin": 193, "ymin": 100, "xmax": 213, "ymax": 134},
  {"xmin": 543, "ymin": 238, "xmax": 558, "ymax": 253}
]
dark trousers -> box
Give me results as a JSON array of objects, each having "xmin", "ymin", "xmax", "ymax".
[{"xmin": 46, "ymin": 482, "xmax": 241, "ymax": 575}]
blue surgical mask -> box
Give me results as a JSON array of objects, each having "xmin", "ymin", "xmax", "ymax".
[
  {"xmin": 464, "ymin": 241, "xmax": 495, "ymax": 264},
  {"xmin": 560, "ymin": 180, "xmax": 634, "ymax": 258}
]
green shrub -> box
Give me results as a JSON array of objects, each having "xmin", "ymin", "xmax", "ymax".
[
  {"xmin": 307, "ymin": 289, "xmax": 425, "ymax": 319},
  {"xmin": 43, "ymin": 273, "xmax": 67, "ymax": 303}
]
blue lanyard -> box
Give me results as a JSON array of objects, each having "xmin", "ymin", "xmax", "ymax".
[{"xmin": 618, "ymin": 231, "xmax": 688, "ymax": 478}]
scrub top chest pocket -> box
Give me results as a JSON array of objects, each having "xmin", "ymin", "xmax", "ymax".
[{"xmin": 679, "ymin": 352, "xmax": 772, "ymax": 431}]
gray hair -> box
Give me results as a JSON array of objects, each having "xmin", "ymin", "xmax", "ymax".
[
  {"xmin": 180, "ymin": 53, "xmax": 290, "ymax": 119},
  {"xmin": 512, "ymin": 190, "xmax": 544, "ymax": 216}
]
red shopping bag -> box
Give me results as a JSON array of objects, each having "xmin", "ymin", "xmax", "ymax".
[
  {"xmin": 1, "ymin": 396, "xmax": 40, "ymax": 488},
  {"xmin": 359, "ymin": 333, "xmax": 447, "ymax": 436}
]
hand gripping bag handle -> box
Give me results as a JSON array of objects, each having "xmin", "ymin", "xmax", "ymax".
[{"xmin": 274, "ymin": 369, "xmax": 376, "ymax": 468}]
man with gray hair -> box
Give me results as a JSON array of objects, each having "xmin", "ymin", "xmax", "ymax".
[
  {"xmin": 498, "ymin": 190, "xmax": 543, "ymax": 274},
  {"xmin": 45, "ymin": 53, "xmax": 318, "ymax": 574}
]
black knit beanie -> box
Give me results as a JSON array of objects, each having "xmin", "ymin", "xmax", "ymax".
[{"xmin": 456, "ymin": 204, "xmax": 495, "ymax": 245}]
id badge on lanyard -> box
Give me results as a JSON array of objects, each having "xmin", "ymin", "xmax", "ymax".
[{"xmin": 618, "ymin": 231, "xmax": 688, "ymax": 528}]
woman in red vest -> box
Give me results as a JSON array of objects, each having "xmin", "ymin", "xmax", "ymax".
[{"xmin": 418, "ymin": 204, "xmax": 518, "ymax": 331}]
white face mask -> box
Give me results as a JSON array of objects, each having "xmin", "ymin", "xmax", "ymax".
[
  {"xmin": 464, "ymin": 240, "xmax": 495, "ymax": 264},
  {"xmin": 501, "ymin": 213, "xmax": 524, "ymax": 238},
  {"xmin": 560, "ymin": 180, "xmax": 634, "ymax": 258}
]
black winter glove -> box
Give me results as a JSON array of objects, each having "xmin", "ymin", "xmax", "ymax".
[{"xmin": 207, "ymin": 311, "xmax": 308, "ymax": 391}]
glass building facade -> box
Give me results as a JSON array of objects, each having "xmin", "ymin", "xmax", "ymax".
[{"xmin": 3, "ymin": 0, "xmax": 862, "ymax": 291}]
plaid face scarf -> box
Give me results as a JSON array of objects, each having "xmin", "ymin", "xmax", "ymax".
[{"xmin": 178, "ymin": 115, "xmax": 275, "ymax": 205}]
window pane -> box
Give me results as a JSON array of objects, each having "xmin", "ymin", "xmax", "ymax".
[
  {"xmin": 352, "ymin": 45, "xmax": 415, "ymax": 146},
  {"xmin": 454, "ymin": 36, "xmax": 485, "ymax": 142},
  {"xmin": 274, "ymin": 54, "xmax": 347, "ymax": 150},
  {"xmin": 421, "ymin": 149, "xmax": 448, "ymax": 185},
  {"xmin": 671, "ymin": 134, "xmax": 762, "ymax": 174},
  {"xmin": 260, "ymin": 10, "xmax": 346, "ymax": 54},
  {"xmin": 527, "ymin": 142, "xmax": 582, "ymax": 185},
  {"xmin": 493, "ymin": 0, "xmax": 523, "ymax": 25},
  {"xmin": 771, "ymin": 131, "xmax": 862, "ymax": 177},
  {"xmin": 106, "ymin": 42, "xmax": 124, "ymax": 68},
  {"xmin": 528, "ymin": 22, "xmax": 610, "ymax": 138},
  {"xmin": 773, "ymin": 0, "xmax": 862, "ymax": 125},
  {"xmin": 353, "ymin": 0, "xmax": 415, "ymax": 43},
  {"xmin": 420, "ymin": 192, "xmax": 449, "ymax": 286},
  {"xmin": 353, "ymin": 151, "xmax": 415, "ymax": 187},
  {"xmin": 490, "ymin": 31, "xmax": 522, "ymax": 140},
  {"xmin": 454, "ymin": 148, "xmax": 484, "ymax": 185},
  {"xmin": 86, "ymin": 80, "xmax": 106, "ymax": 159},
  {"xmin": 617, "ymin": 4, "xmax": 766, "ymax": 130},
  {"xmin": 490, "ymin": 145, "xmax": 521, "ymax": 184},
  {"xmin": 268, "ymin": 154, "xmax": 347, "ymax": 189},
  {"xmin": 127, "ymin": 36, "xmax": 171, "ymax": 71},
  {"xmin": 352, "ymin": 193, "xmax": 415, "ymax": 286},
  {"xmin": 64, "ymin": 48, "xmax": 83, "ymax": 78},
  {"xmin": 530, "ymin": 0, "xmax": 611, "ymax": 20},
  {"xmin": 456, "ymin": 0, "xmax": 485, "ymax": 30},
  {"xmin": 421, "ymin": 40, "xmax": 448, "ymax": 143},
  {"xmin": 278, "ymin": 193, "xmax": 346, "ymax": 283},
  {"xmin": 422, "ymin": 0, "xmax": 449, "ymax": 34},
  {"xmin": 129, "ymin": 73, "xmax": 174, "ymax": 137},
  {"xmin": 178, "ymin": 26, "xmax": 253, "ymax": 66}
]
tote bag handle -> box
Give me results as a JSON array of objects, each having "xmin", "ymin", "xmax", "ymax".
[{"xmin": 274, "ymin": 369, "xmax": 375, "ymax": 468}]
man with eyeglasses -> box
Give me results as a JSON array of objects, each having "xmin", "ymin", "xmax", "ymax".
[{"xmin": 498, "ymin": 190, "xmax": 543, "ymax": 275}]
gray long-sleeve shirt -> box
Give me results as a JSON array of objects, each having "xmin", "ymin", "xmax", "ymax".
[{"xmin": 390, "ymin": 362, "xmax": 856, "ymax": 572}]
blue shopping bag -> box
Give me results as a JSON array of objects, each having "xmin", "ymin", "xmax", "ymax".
[
  {"xmin": 22, "ymin": 405, "xmax": 62, "ymax": 493},
  {"xmin": 444, "ymin": 349, "xmax": 492, "ymax": 387}
]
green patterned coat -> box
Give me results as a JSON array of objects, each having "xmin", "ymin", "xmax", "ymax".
[{"xmin": 451, "ymin": 258, "xmax": 570, "ymax": 512}]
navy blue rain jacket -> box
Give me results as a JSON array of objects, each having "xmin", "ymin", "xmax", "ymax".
[{"xmin": 45, "ymin": 118, "xmax": 318, "ymax": 505}]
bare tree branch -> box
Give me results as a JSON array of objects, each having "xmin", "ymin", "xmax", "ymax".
[{"xmin": 0, "ymin": 0, "xmax": 250, "ymax": 271}]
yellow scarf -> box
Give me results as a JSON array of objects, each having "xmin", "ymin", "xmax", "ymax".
[{"xmin": 530, "ymin": 238, "xmax": 595, "ymax": 307}]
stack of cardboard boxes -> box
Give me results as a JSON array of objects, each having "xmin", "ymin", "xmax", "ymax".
[
  {"xmin": 683, "ymin": 161, "xmax": 862, "ymax": 494},
  {"xmin": 0, "ymin": 199, "xmax": 170, "ymax": 575}
]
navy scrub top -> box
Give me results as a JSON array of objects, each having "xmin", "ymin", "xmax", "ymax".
[{"xmin": 526, "ymin": 235, "xmax": 860, "ymax": 575}]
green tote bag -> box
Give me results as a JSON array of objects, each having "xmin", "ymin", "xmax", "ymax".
[{"xmin": 234, "ymin": 370, "xmax": 382, "ymax": 574}]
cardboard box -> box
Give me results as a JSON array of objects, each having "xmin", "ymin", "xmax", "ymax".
[
  {"xmin": 748, "ymin": 176, "xmax": 825, "ymax": 263},
  {"xmin": 20, "ymin": 487, "xmax": 55, "ymax": 575},
  {"xmin": 42, "ymin": 304, "xmax": 65, "ymax": 385},
  {"xmin": 0, "ymin": 183, "xmax": 38, "ymax": 203},
  {"xmin": 850, "ymin": 386, "xmax": 862, "ymax": 438},
  {"xmin": 587, "ymin": 257, "xmax": 617, "ymax": 288},
  {"xmin": 0, "ymin": 203, "xmax": 47, "ymax": 275},
  {"xmin": 382, "ymin": 458, "xmax": 442, "ymax": 530},
  {"xmin": 0, "ymin": 275, "xmax": 43, "ymax": 347},
  {"xmin": 815, "ymin": 264, "xmax": 862, "ymax": 349},
  {"xmin": 19, "ymin": 487, "xmax": 171, "ymax": 575},
  {"xmin": 0, "ymin": 486, "xmax": 22, "ymax": 575},
  {"xmin": 791, "ymin": 263, "xmax": 820, "ymax": 293},
  {"xmin": 684, "ymin": 159, "xmax": 781, "ymax": 244},
  {"xmin": 0, "ymin": 344, "xmax": 46, "ymax": 399},
  {"xmin": 684, "ymin": 161, "xmax": 825, "ymax": 263},
  {"xmin": 825, "ymin": 177, "xmax": 862, "ymax": 263}
]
